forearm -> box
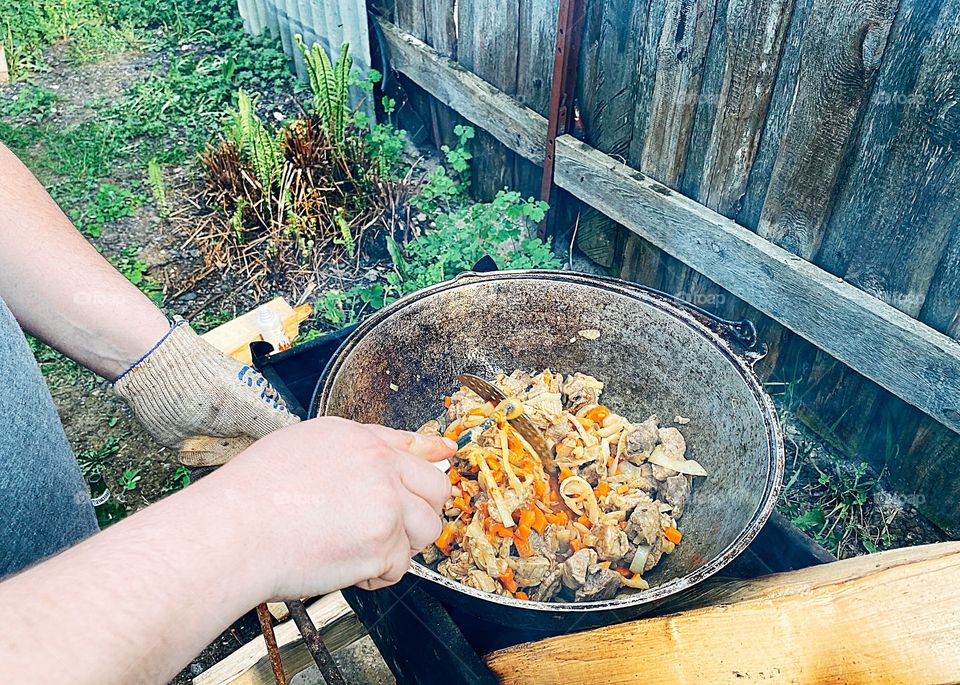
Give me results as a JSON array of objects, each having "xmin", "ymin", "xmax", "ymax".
[
  {"xmin": 0, "ymin": 469, "xmax": 269, "ymax": 685},
  {"xmin": 0, "ymin": 143, "xmax": 168, "ymax": 378}
]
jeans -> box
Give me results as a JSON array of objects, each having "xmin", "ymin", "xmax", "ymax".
[{"xmin": 0, "ymin": 295, "xmax": 97, "ymax": 577}]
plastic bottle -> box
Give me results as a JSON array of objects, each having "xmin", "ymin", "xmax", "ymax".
[{"xmin": 256, "ymin": 305, "xmax": 292, "ymax": 353}]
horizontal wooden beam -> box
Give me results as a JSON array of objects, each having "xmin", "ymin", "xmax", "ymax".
[
  {"xmin": 379, "ymin": 18, "xmax": 548, "ymax": 165},
  {"xmin": 380, "ymin": 19, "xmax": 960, "ymax": 435}
]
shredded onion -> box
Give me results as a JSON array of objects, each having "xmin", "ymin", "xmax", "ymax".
[
  {"xmin": 629, "ymin": 544, "xmax": 652, "ymax": 574},
  {"xmin": 648, "ymin": 445, "xmax": 708, "ymax": 477}
]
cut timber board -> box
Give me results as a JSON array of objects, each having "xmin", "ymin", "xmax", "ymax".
[
  {"xmin": 379, "ymin": 19, "xmax": 960, "ymax": 436},
  {"xmin": 193, "ymin": 593, "xmax": 365, "ymax": 685},
  {"xmin": 485, "ymin": 542, "xmax": 960, "ymax": 684}
]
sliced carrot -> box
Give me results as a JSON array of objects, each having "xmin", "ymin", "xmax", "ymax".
[
  {"xmin": 577, "ymin": 514, "xmax": 593, "ymax": 529},
  {"xmin": 594, "ymin": 482, "xmax": 611, "ymax": 498},
  {"xmin": 619, "ymin": 520, "xmax": 628, "ymax": 530},
  {"xmin": 519, "ymin": 509, "xmax": 536, "ymax": 530},
  {"xmin": 531, "ymin": 507, "xmax": 548, "ymax": 535},
  {"xmin": 435, "ymin": 522, "xmax": 457, "ymax": 555},
  {"xmin": 559, "ymin": 466, "xmax": 574, "ymax": 482},
  {"xmin": 443, "ymin": 396, "xmax": 452, "ymax": 409},
  {"xmin": 614, "ymin": 565, "xmax": 633, "ymax": 578},
  {"xmin": 452, "ymin": 496, "xmax": 473, "ymax": 514},
  {"xmin": 569, "ymin": 538, "xmax": 584, "ymax": 553},
  {"xmin": 443, "ymin": 424, "xmax": 465, "ymax": 441},
  {"xmin": 663, "ymin": 526, "xmax": 683, "ymax": 545},
  {"xmin": 546, "ymin": 511, "xmax": 569, "ymax": 526},
  {"xmin": 514, "ymin": 532, "xmax": 534, "ymax": 557},
  {"xmin": 584, "ymin": 405, "xmax": 610, "ymax": 423},
  {"xmin": 514, "ymin": 591, "xmax": 529, "ymax": 600},
  {"xmin": 597, "ymin": 561, "xmax": 611, "ymax": 569},
  {"xmin": 499, "ymin": 568, "xmax": 518, "ymax": 593},
  {"xmin": 467, "ymin": 406, "xmax": 489, "ymax": 417},
  {"xmin": 616, "ymin": 484, "xmax": 630, "ymax": 494},
  {"xmin": 533, "ymin": 477, "xmax": 548, "ymax": 500},
  {"xmin": 447, "ymin": 468, "xmax": 462, "ymax": 485}
]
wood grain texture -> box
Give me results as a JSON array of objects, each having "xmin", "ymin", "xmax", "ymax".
[
  {"xmin": 758, "ymin": 0, "xmax": 897, "ymax": 256},
  {"xmin": 457, "ymin": 0, "xmax": 520, "ymax": 199},
  {"xmin": 194, "ymin": 593, "xmax": 365, "ymax": 685},
  {"xmin": 485, "ymin": 543, "xmax": 960, "ymax": 684},
  {"xmin": 573, "ymin": 0, "xmax": 655, "ymax": 267},
  {"xmin": 554, "ymin": 135, "xmax": 960, "ymax": 436},
  {"xmin": 514, "ymin": 0, "xmax": 560, "ymax": 199},
  {"xmin": 787, "ymin": 0, "xmax": 960, "ymax": 513},
  {"xmin": 421, "ymin": 0, "xmax": 459, "ymax": 151},
  {"xmin": 621, "ymin": 0, "xmax": 719, "ymax": 281},
  {"xmin": 379, "ymin": 19, "xmax": 548, "ymax": 164}
]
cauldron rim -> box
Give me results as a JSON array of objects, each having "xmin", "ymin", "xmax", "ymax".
[{"xmin": 311, "ymin": 269, "xmax": 784, "ymax": 616}]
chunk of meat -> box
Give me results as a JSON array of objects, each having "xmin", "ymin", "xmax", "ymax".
[
  {"xmin": 463, "ymin": 518, "xmax": 506, "ymax": 578},
  {"xmin": 463, "ymin": 569, "xmax": 499, "ymax": 594},
  {"xmin": 575, "ymin": 565, "xmax": 622, "ymax": 602},
  {"xmin": 625, "ymin": 415, "xmax": 659, "ymax": 463},
  {"xmin": 421, "ymin": 544, "xmax": 442, "ymax": 565},
  {"xmin": 507, "ymin": 556, "xmax": 552, "ymax": 587},
  {"xmin": 561, "ymin": 373, "xmax": 604, "ymax": 411},
  {"xmin": 446, "ymin": 388, "xmax": 487, "ymax": 421},
  {"xmin": 530, "ymin": 568, "xmax": 563, "ymax": 602},
  {"xmin": 657, "ymin": 426, "xmax": 686, "ymax": 458},
  {"xmin": 593, "ymin": 524, "xmax": 630, "ymax": 563},
  {"xmin": 561, "ymin": 548, "xmax": 598, "ymax": 589},
  {"xmin": 437, "ymin": 549, "xmax": 473, "ymax": 581},
  {"xmin": 495, "ymin": 370, "xmax": 533, "ymax": 398},
  {"xmin": 625, "ymin": 499, "xmax": 661, "ymax": 546},
  {"xmin": 529, "ymin": 525, "xmax": 560, "ymax": 558},
  {"xmin": 642, "ymin": 535, "xmax": 663, "ymax": 573},
  {"xmin": 661, "ymin": 474, "xmax": 691, "ymax": 518},
  {"xmin": 523, "ymin": 392, "xmax": 564, "ymax": 429},
  {"xmin": 417, "ymin": 419, "xmax": 442, "ymax": 436}
]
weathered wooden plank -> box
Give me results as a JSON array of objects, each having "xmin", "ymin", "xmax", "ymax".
[
  {"xmin": 787, "ymin": 0, "xmax": 960, "ymax": 498},
  {"xmin": 921, "ymin": 228, "xmax": 960, "ymax": 338},
  {"xmin": 378, "ymin": 19, "xmax": 548, "ymax": 164},
  {"xmin": 421, "ymin": 0, "xmax": 459, "ymax": 151},
  {"xmin": 486, "ymin": 543, "xmax": 960, "ymax": 684},
  {"xmin": 514, "ymin": 0, "xmax": 560, "ymax": 200},
  {"xmin": 758, "ymin": 0, "xmax": 897, "ymax": 256},
  {"xmin": 553, "ymin": 134, "xmax": 960, "ymax": 436},
  {"xmin": 621, "ymin": 0, "xmax": 720, "ymax": 282},
  {"xmin": 457, "ymin": 0, "xmax": 520, "ymax": 199},
  {"xmin": 662, "ymin": 0, "xmax": 794, "ymax": 303},
  {"xmin": 570, "ymin": 0, "xmax": 654, "ymax": 267}
]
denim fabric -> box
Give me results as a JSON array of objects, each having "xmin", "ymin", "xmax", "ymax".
[{"xmin": 0, "ymin": 296, "xmax": 97, "ymax": 577}]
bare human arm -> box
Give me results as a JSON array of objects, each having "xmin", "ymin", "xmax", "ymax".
[
  {"xmin": 0, "ymin": 142, "xmax": 169, "ymax": 379},
  {"xmin": 0, "ymin": 418, "xmax": 455, "ymax": 685}
]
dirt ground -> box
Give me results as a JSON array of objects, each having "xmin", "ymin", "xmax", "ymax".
[{"xmin": 3, "ymin": 38, "xmax": 951, "ymax": 685}]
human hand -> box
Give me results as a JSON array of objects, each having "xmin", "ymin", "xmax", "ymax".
[
  {"xmin": 215, "ymin": 417, "xmax": 456, "ymax": 599},
  {"xmin": 113, "ymin": 321, "xmax": 299, "ymax": 466}
]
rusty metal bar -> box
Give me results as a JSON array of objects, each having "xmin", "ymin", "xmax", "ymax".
[
  {"xmin": 256, "ymin": 602, "xmax": 288, "ymax": 685},
  {"xmin": 539, "ymin": 0, "xmax": 584, "ymax": 239},
  {"xmin": 285, "ymin": 599, "xmax": 347, "ymax": 685}
]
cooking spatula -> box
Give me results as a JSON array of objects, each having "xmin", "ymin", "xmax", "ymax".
[{"xmin": 456, "ymin": 373, "xmax": 551, "ymax": 463}]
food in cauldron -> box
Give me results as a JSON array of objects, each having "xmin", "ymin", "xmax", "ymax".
[{"xmin": 417, "ymin": 369, "xmax": 707, "ymax": 603}]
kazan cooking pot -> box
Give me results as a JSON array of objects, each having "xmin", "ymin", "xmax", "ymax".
[{"xmin": 311, "ymin": 270, "xmax": 784, "ymax": 631}]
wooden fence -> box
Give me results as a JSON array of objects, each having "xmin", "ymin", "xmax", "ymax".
[{"xmin": 377, "ymin": 0, "xmax": 960, "ymax": 534}]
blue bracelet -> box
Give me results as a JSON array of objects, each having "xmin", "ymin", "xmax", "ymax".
[{"xmin": 112, "ymin": 319, "xmax": 187, "ymax": 384}]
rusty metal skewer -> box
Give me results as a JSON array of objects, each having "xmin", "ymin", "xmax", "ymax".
[
  {"xmin": 285, "ymin": 599, "xmax": 347, "ymax": 685},
  {"xmin": 256, "ymin": 603, "xmax": 288, "ymax": 685}
]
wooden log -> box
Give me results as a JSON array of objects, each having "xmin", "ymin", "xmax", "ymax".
[
  {"xmin": 200, "ymin": 298, "xmax": 312, "ymax": 364},
  {"xmin": 485, "ymin": 542, "xmax": 960, "ymax": 684},
  {"xmin": 194, "ymin": 593, "xmax": 365, "ymax": 685}
]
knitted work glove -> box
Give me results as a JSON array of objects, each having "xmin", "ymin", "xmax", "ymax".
[{"xmin": 114, "ymin": 320, "xmax": 299, "ymax": 467}]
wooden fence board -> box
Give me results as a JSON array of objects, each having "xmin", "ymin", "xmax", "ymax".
[
  {"xmin": 620, "ymin": 0, "xmax": 719, "ymax": 282},
  {"xmin": 574, "ymin": 0, "xmax": 654, "ymax": 267},
  {"xmin": 457, "ymin": 0, "xmax": 521, "ymax": 199},
  {"xmin": 422, "ymin": 0, "xmax": 459, "ymax": 150}
]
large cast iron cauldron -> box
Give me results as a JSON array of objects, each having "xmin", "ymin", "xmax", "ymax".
[{"xmin": 311, "ymin": 270, "xmax": 784, "ymax": 631}]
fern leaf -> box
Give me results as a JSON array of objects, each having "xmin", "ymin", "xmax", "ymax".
[{"xmin": 333, "ymin": 43, "xmax": 352, "ymax": 142}]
